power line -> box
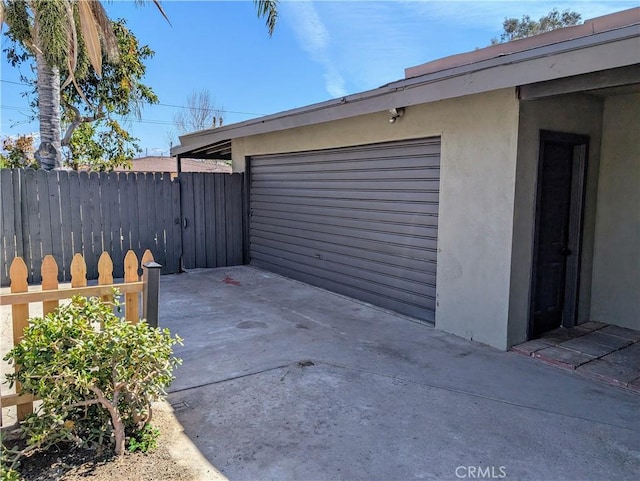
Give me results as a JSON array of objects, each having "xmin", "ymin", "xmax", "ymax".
[{"xmin": 0, "ymin": 79, "xmax": 267, "ymax": 116}]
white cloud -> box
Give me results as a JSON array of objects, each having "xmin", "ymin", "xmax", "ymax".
[
  {"xmin": 282, "ymin": 0, "xmax": 637, "ymax": 96},
  {"xmin": 283, "ymin": 0, "xmax": 348, "ymax": 98}
]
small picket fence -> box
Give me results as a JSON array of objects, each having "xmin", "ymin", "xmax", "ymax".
[{"xmin": 0, "ymin": 249, "xmax": 156, "ymax": 426}]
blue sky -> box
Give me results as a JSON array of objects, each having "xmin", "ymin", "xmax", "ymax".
[{"xmin": 1, "ymin": 0, "xmax": 636, "ymax": 156}]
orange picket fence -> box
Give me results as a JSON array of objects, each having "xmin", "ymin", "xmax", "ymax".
[{"xmin": 0, "ymin": 249, "xmax": 156, "ymax": 426}]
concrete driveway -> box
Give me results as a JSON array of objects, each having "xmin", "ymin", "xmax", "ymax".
[{"xmin": 160, "ymin": 266, "xmax": 639, "ymax": 481}]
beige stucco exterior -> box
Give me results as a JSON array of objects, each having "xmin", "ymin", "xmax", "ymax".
[
  {"xmin": 231, "ymin": 87, "xmax": 639, "ymax": 350},
  {"xmin": 172, "ymin": 13, "xmax": 639, "ymax": 350},
  {"xmin": 233, "ymin": 89, "xmax": 521, "ymax": 349},
  {"xmin": 590, "ymin": 93, "xmax": 640, "ymax": 329}
]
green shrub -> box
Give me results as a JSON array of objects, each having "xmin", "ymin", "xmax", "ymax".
[
  {"xmin": 127, "ymin": 423, "xmax": 160, "ymax": 453},
  {"xmin": 3, "ymin": 293, "xmax": 182, "ymax": 473}
]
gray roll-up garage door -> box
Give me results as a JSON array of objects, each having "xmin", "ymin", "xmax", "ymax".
[{"xmin": 249, "ymin": 137, "xmax": 440, "ymax": 321}]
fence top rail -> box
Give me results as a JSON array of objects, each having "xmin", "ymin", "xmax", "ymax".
[{"xmin": 0, "ymin": 281, "xmax": 144, "ymax": 306}]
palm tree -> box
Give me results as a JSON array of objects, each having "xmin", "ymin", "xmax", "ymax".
[{"xmin": 1, "ymin": 0, "xmax": 278, "ymax": 170}]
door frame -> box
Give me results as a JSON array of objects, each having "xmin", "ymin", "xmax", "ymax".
[{"xmin": 528, "ymin": 130, "xmax": 589, "ymax": 339}]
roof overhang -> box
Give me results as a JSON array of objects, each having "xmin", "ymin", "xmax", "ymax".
[
  {"xmin": 172, "ymin": 17, "xmax": 640, "ymax": 159},
  {"xmin": 174, "ymin": 138, "xmax": 231, "ymax": 160}
]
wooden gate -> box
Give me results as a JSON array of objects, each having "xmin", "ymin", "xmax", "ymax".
[
  {"xmin": 179, "ymin": 172, "xmax": 244, "ymax": 269},
  {"xmin": 0, "ymin": 169, "xmax": 245, "ymax": 286}
]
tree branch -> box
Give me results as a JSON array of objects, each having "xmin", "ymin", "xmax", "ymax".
[{"xmin": 61, "ymin": 99, "xmax": 105, "ymax": 147}]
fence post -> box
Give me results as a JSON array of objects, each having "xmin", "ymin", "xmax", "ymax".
[{"xmin": 143, "ymin": 262, "xmax": 162, "ymax": 328}]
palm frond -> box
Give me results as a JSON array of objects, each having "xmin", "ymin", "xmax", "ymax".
[
  {"xmin": 61, "ymin": 0, "xmax": 77, "ymax": 89},
  {"xmin": 4, "ymin": 0, "xmax": 34, "ymax": 46},
  {"xmin": 34, "ymin": 0, "xmax": 72, "ymax": 67},
  {"xmin": 133, "ymin": 0, "xmax": 171, "ymax": 26},
  {"xmin": 254, "ymin": 0, "xmax": 278, "ymax": 36},
  {"xmin": 89, "ymin": 0, "xmax": 118, "ymax": 61},
  {"xmin": 152, "ymin": 0, "xmax": 171, "ymax": 26},
  {"xmin": 77, "ymin": 0, "xmax": 102, "ymax": 76}
]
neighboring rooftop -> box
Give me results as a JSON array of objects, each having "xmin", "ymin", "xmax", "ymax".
[{"xmin": 405, "ymin": 7, "xmax": 640, "ymax": 79}]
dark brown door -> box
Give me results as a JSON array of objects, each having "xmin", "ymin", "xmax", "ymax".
[{"xmin": 530, "ymin": 131, "xmax": 588, "ymax": 338}]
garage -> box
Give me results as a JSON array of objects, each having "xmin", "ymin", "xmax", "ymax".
[{"xmin": 248, "ymin": 137, "xmax": 440, "ymax": 321}]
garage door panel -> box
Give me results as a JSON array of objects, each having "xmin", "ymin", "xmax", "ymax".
[
  {"xmin": 253, "ymin": 210, "xmax": 438, "ymax": 239},
  {"xmin": 253, "ymin": 203, "xmax": 440, "ymax": 227},
  {"xmin": 251, "ymin": 239, "xmax": 437, "ymax": 286},
  {"xmin": 253, "ymin": 168, "xmax": 439, "ymax": 182},
  {"xmin": 251, "ymin": 220, "xmax": 438, "ymax": 252},
  {"xmin": 251, "ymin": 189, "xmax": 441, "ymax": 203},
  {"xmin": 253, "ymin": 230, "xmax": 438, "ymax": 265},
  {"xmin": 252, "ymin": 158, "xmax": 439, "ymax": 174},
  {"xmin": 251, "ymin": 250, "xmax": 436, "ymax": 307},
  {"xmin": 250, "ymin": 137, "xmax": 440, "ymax": 321},
  {"xmin": 251, "ymin": 142, "xmax": 440, "ymax": 168},
  {"xmin": 251, "ymin": 195, "xmax": 440, "ymax": 215},
  {"xmin": 252, "ymin": 179, "xmax": 440, "ymax": 192}
]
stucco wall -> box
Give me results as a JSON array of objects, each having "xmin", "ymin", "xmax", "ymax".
[
  {"xmin": 233, "ymin": 89, "xmax": 521, "ymax": 349},
  {"xmin": 590, "ymin": 94, "xmax": 640, "ymax": 329},
  {"xmin": 509, "ymin": 94, "xmax": 604, "ymax": 346}
]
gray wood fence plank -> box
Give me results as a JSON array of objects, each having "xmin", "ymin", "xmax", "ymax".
[
  {"xmin": 204, "ymin": 173, "xmax": 217, "ymax": 267},
  {"xmin": 153, "ymin": 173, "xmax": 168, "ymax": 270},
  {"xmin": 109, "ymin": 173, "xmax": 124, "ymax": 278},
  {"xmin": 78, "ymin": 171, "xmax": 93, "ymax": 275},
  {"xmin": 13, "ymin": 169, "xmax": 25, "ymax": 262},
  {"xmin": 36, "ymin": 170, "xmax": 54, "ymax": 271},
  {"xmin": 214, "ymin": 174, "xmax": 227, "ymax": 266},
  {"xmin": 46, "ymin": 171, "xmax": 64, "ymax": 279},
  {"xmin": 128, "ymin": 173, "xmax": 141, "ymax": 261},
  {"xmin": 223, "ymin": 175, "xmax": 234, "ymax": 265},
  {"xmin": 141, "ymin": 173, "xmax": 154, "ymax": 260},
  {"xmin": 227, "ymin": 174, "xmax": 243, "ymax": 265},
  {"xmin": 119, "ymin": 173, "xmax": 132, "ymax": 255},
  {"xmin": 67, "ymin": 171, "xmax": 83, "ymax": 264},
  {"xmin": 193, "ymin": 173, "xmax": 206, "ymax": 268},
  {"xmin": 158, "ymin": 174, "xmax": 172, "ymax": 274},
  {"xmin": 170, "ymin": 177, "xmax": 182, "ymax": 273},
  {"xmin": 0, "ymin": 170, "xmax": 16, "ymax": 285},
  {"xmin": 86, "ymin": 172, "xmax": 102, "ymax": 278},
  {"xmin": 57, "ymin": 172, "xmax": 73, "ymax": 281},
  {"xmin": 101, "ymin": 172, "xmax": 113, "ymax": 256},
  {"xmin": 149, "ymin": 173, "xmax": 163, "ymax": 263},
  {"xmin": 136, "ymin": 174, "xmax": 150, "ymax": 268},
  {"xmin": 180, "ymin": 173, "xmax": 196, "ymax": 269},
  {"xmin": 24, "ymin": 169, "xmax": 40, "ymax": 283}
]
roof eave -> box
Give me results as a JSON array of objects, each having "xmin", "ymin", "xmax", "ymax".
[{"xmin": 171, "ymin": 23, "xmax": 640, "ymax": 158}]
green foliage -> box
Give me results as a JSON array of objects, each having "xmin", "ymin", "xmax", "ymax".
[
  {"xmin": 66, "ymin": 120, "xmax": 136, "ymax": 171},
  {"xmin": 127, "ymin": 423, "xmax": 160, "ymax": 453},
  {"xmin": 0, "ymin": 135, "xmax": 39, "ymax": 169},
  {"xmin": 3, "ymin": 294, "xmax": 182, "ymax": 472},
  {"xmin": 60, "ymin": 18, "xmax": 157, "ymax": 171},
  {"xmin": 62, "ymin": 19, "xmax": 159, "ymax": 121},
  {"xmin": 492, "ymin": 8, "xmax": 582, "ymax": 44},
  {"xmin": 3, "ymin": 17, "xmax": 157, "ymax": 172},
  {"xmin": 1, "ymin": 442, "xmax": 22, "ymax": 481}
]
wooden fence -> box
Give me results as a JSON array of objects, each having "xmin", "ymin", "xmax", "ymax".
[
  {"xmin": 0, "ymin": 250, "xmax": 155, "ymax": 426},
  {"xmin": 179, "ymin": 172, "xmax": 244, "ymax": 269},
  {"xmin": 0, "ymin": 169, "xmax": 245, "ymax": 287}
]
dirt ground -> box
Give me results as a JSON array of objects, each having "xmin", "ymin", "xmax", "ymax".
[{"xmin": 2, "ymin": 401, "xmax": 224, "ymax": 481}]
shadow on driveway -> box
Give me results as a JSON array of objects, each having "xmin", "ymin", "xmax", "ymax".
[{"xmin": 160, "ymin": 266, "xmax": 640, "ymax": 481}]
